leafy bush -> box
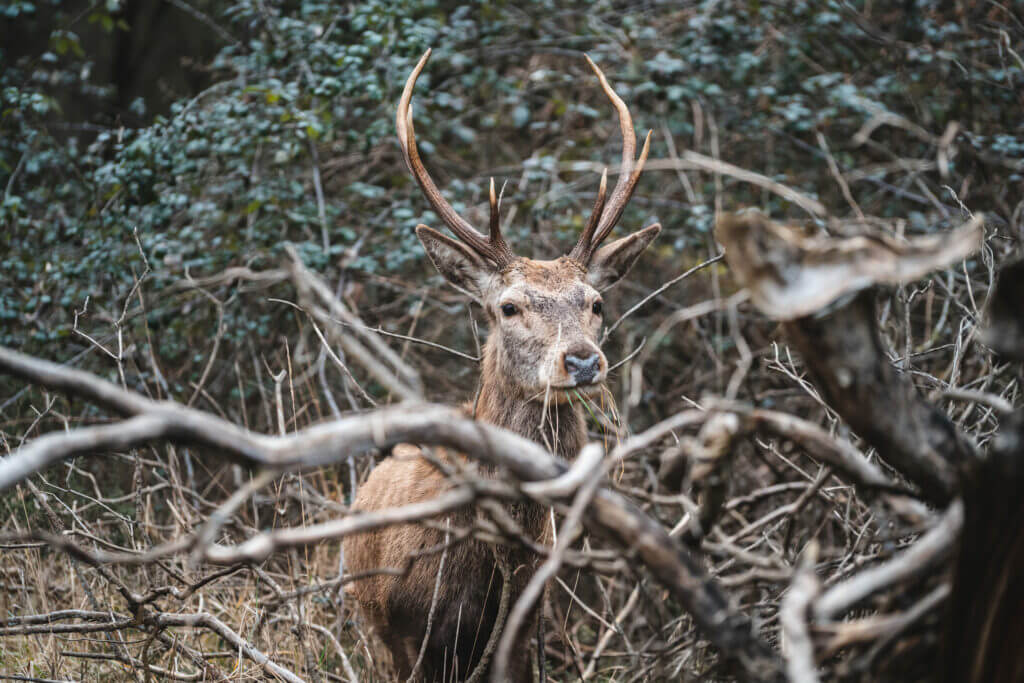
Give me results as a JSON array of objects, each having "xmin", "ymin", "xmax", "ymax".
[{"xmin": 1, "ymin": 0, "xmax": 1021, "ymax": 409}]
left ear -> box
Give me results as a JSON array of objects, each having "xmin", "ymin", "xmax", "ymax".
[{"xmin": 587, "ymin": 223, "xmax": 661, "ymax": 290}]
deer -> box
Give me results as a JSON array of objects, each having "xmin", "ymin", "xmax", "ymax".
[{"xmin": 343, "ymin": 49, "xmax": 660, "ymax": 682}]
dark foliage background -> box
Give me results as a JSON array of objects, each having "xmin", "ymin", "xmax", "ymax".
[{"xmin": 0, "ymin": 0, "xmax": 1021, "ymax": 680}]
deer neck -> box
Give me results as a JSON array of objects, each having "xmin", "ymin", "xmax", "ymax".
[{"xmin": 472, "ymin": 343, "xmax": 586, "ymax": 461}]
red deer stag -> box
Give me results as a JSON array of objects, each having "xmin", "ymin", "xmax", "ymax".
[{"xmin": 343, "ymin": 49, "xmax": 660, "ymax": 682}]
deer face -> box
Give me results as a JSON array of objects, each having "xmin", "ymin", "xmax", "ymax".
[
  {"xmin": 417, "ymin": 225, "xmax": 660, "ymax": 400},
  {"xmin": 399, "ymin": 49, "xmax": 660, "ymax": 401},
  {"xmin": 492, "ymin": 258, "xmax": 605, "ymax": 397}
]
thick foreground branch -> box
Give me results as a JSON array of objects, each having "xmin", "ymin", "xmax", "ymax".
[
  {"xmin": 716, "ymin": 212, "xmax": 982, "ymax": 504},
  {"xmin": 784, "ymin": 292, "xmax": 972, "ymax": 504},
  {"xmin": 0, "ymin": 346, "xmax": 783, "ymax": 681}
]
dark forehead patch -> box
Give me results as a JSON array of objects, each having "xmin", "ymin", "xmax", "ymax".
[
  {"xmin": 565, "ymin": 286, "xmax": 587, "ymax": 307},
  {"xmin": 525, "ymin": 290, "xmax": 557, "ymax": 312}
]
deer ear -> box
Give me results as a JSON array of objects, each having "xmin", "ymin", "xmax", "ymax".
[
  {"xmin": 587, "ymin": 223, "xmax": 661, "ymax": 290},
  {"xmin": 416, "ymin": 224, "xmax": 494, "ymax": 299}
]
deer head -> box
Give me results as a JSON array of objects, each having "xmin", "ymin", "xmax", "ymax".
[{"xmin": 398, "ymin": 49, "xmax": 660, "ymax": 403}]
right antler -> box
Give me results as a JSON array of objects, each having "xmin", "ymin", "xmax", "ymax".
[
  {"xmin": 568, "ymin": 56, "xmax": 652, "ymax": 266},
  {"xmin": 397, "ymin": 49, "xmax": 515, "ymax": 269}
]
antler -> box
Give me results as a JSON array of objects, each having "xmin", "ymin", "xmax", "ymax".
[
  {"xmin": 397, "ymin": 49, "xmax": 514, "ymax": 268},
  {"xmin": 568, "ymin": 56, "xmax": 652, "ymax": 266}
]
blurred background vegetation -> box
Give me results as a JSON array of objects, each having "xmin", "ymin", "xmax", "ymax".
[
  {"xmin": 1, "ymin": 1, "xmax": 1022, "ymax": 679},
  {"xmin": 2, "ymin": 0, "xmax": 1020, "ymax": 409}
]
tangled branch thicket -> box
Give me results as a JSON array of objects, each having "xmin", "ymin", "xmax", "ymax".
[{"xmin": 2, "ymin": 1, "xmax": 1024, "ymax": 681}]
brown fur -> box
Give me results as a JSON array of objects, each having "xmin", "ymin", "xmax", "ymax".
[
  {"xmin": 343, "ymin": 233, "xmax": 657, "ymax": 681},
  {"xmin": 343, "ymin": 398, "xmax": 581, "ymax": 681}
]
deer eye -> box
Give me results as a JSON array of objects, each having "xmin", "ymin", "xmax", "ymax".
[
  {"xmin": 592, "ymin": 300, "xmax": 603, "ymax": 316},
  {"xmin": 500, "ymin": 303, "xmax": 519, "ymax": 317}
]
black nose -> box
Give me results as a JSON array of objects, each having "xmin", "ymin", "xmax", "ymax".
[{"xmin": 564, "ymin": 352, "xmax": 601, "ymax": 384}]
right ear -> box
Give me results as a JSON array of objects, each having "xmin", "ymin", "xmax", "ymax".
[
  {"xmin": 587, "ymin": 222, "xmax": 661, "ymax": 290},
  {"xmin": 416, "ymin": 224, "xmax": 494, "ymax": 300}
]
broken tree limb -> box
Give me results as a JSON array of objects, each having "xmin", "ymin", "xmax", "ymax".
[
  {"xmin": 714, "ymin": 211, "xmax": 983, "ymax": 321},
  {"xmin": 716, "ymin": 212, "xmax": 983, "ymax": 504}
]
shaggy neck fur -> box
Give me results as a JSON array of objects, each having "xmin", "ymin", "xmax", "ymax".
[{"xmin": 472, "ymin": 340, "xmax": 586, "ymax": 462}]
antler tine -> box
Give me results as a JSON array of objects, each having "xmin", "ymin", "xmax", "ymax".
[
  {"xmin": 488, "ymin": 177, "xmax": 511, "ymax": 255},
  {"xmin": 570, "ymin": 56, "xmax": 651, "ymax": 265},
  {"xmin": 398, "ymin": 49, "xmax": 513, "ymax": 267},
  {"xmin": 585, "ymin": 55, "xmax": 636, "ymax": 173},
  {"xmin": 592, "ymin": 129, "xmax": 651, "ymax": 247},
  {"xmin": 568, "ymin": 167, "xmax": 608, "ymax": 262}
]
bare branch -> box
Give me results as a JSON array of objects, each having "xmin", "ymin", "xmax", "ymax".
[
  {"xmin": 814, "ymin": 500, "xmax": 962, "ymax": 620},
  {"xmin": 716, "ymin": 211, "xmax": 984, "ymax": 321},
  {"xmin": 781, "ymin": 542, "xmax": 821, "ymax": 683},
  {"xmin": 0, "ymin": 345, "xmax": 784, "ymax": 681},
  {"xmin": 205, "ymin": 487, "xmax": 474, "ymax": 564}
]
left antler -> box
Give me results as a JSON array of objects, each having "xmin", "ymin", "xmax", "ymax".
[{"xmin": 397, "ymin": 49, "xmax": 515, "ymax": 269}]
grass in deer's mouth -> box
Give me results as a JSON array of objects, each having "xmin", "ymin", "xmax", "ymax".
[{"xmin": 574, "ymin": 385, "xmax": 623, "ymax": 453}]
